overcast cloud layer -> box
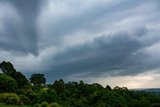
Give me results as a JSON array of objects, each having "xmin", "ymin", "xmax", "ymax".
[{"xmin": 0, "ymin": 0, "xmax": 160, "ymax": 88}]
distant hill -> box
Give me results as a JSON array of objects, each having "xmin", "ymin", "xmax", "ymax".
[{"xmin": 133, "ymin": 88, "xmax": 160, "ymax": 95}]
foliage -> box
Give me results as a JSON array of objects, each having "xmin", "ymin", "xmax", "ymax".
[
  {"xmin": 34, "ymin": 103, "xmax": 40, "ymax": 107},
  {"xmin": 0, "ymin": 103, "xmax": 32, "ymax": 107},
  {"xmin": 0, "ymin": 61, "xmax": 14, "ymax": 75},
  {"xmin": 41, "ymin": 102, "xmax": 48, "ymax": 107},
  {"xmin": 0, "ymin": 61, "xmax": 29, "ymax": 88},
  {"xmin": 0, "ymin": 93, "xmax": 20, "ymax": 105},
  {"xmin": 1, "ymin": 61, "xmax": 160, "ymax": 107},
  {"xmin": 19, "ymin": 94, "xmax": 30, "ymax": 104},
  {"xmin": 0, "ymin": 74, "xmax": 17, "ymax": 93},
  {"xmin": 51, "ymin": 79, "xmax": 65, "ymax": 94},
  {"xmin": 11, "ymin": 71, "xmax": 29, "ymax": 88},
  {"xmin": 50, "ymin": 102, "xmax": 60, "ymax": 107},
  {"xmin": 30, "ymin": 74, "xmax": 46, "ymax": 87}
]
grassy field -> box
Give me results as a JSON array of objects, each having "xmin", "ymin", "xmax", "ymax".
[{"xmin": 0, "ymin": 104, "xmax": 32, "ymax": 107}]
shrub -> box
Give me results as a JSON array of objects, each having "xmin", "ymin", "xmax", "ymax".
[
  {"xmin": 50, "ymin": 102, "xmax": 60, "ymax": 107},
  {"xmin": 152, "ymin": 103, "xmax": 160, "ymax": 107},
  {"xmin": 41, "ymin": 102, "xmax": 48, "ymax": 107},
  {"xmin": 19, "ymin": 94, "xmax": 30, "ymax": 104},
  {"xmin": 0, "ymin": 93, "xmax": 20, "ymax": 105},
  {"xmin": 34, "ymin": 103, "xmax": 40, "ymax": 107}
]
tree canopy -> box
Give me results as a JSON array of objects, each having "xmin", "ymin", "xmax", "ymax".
[
  {"xmin": 0, "ymin": 74, "xmax": 17, "ymax": 93},
  {"xmin": 0, "ymin": 61, "xmax": 28, "ymax": 88},
  {"xmin": 0, "ymin": 61, "xmax": 160, "ymax": 107},
  {"xmin": 30, "ymin": 73, "xmax": 46, "ymax": 87},
  {"xmin": 0, "ymin": 61, "xmax": 15, "ymax": 75}
]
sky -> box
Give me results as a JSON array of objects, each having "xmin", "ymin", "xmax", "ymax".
[{"xmin": 0, "ymin": 0, "xmax": 160, "ymax": 89}]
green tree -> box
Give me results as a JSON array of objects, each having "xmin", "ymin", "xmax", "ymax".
[
  {"xmin": 105, "ymin": 85, "xmax": 112, "ymax": 90},
  {"xmin": 0, "ymin": 61, "xmax": 15, "ymax": 75},
  {"xmin": 0, "ymin": 61, "xmax": 29, "ymax": 88},
  {"xmin": 30, "ymin": 74, "xmax": 46, "ymax": 87},
  {"xmin": 0, "ymin": 74, "xmax": 17, "ymax": 93},
  {"xmin": 52, "ymin": 79, "xmax": 65, "ymax": 94},
  {"xmin": 139, "ymin": 98, "xmax": 151, "ymax": 107},
  {"xmin": 11, "ymin": 71, "xmax": 29, "ymax": 88}
]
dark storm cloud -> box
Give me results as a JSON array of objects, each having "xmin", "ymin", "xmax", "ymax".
[
  {"xmin": 10, "ymin": 0, "xmax": 41, "ymax": 55},
  {"xmin": 0, "ymin": 0, "xmax": 43, "ymax": 55},
  {"xmin": 44, "ymin": 29, "xmax": 160, "ymax": 81},
  {"xmin": 0, "ymin": 0, "xmax": 160, "ymax": 85},
  {"xmin": 0, "ymin": 0, "xmax": 155, "ymax": 54},
  {"xmin": 38, "ymin": 0, "xmax": 145, "ymax": 46}
]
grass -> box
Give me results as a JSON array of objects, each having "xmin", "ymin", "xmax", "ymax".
[{"xmin": 0, "ymin": 103, "xmax": 32, "ymax": 107}]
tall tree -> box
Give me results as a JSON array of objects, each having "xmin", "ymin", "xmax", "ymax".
[
  {"xmin": 0, "ymin": 61, "xmax": 29, "ymax": 88},
  {"xmin": 0, "ymin": 74, "xmax": 17, "ymax": 93},
  {"xmin": 52, "ymin": 79, "xmax": 65, "ymax": 94},
  {"xmin": 12, "ymin": 71, "xmax": 29, "ymax": 88},
  {"xmin": 30, "ymin": 73, "xmax": 46, "ymax": 87},
  {"xmin": 0, "ymin": 61, "xmax": 15, "ymax": 75}
]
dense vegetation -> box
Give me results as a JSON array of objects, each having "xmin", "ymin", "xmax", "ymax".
[{"xmin": 0, "ymin": 61, "xmax": 160, "ymax": 107}]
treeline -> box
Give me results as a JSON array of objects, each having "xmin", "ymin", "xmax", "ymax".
[{"xmin": 0, "ymin": 61, "xmax": 160, "ymax": 107}]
